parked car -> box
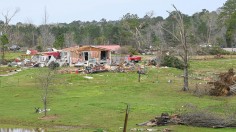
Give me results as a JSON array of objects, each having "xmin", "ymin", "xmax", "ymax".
[{"xmin": 9, "ymin": 44, "xmax": 20, "ymax": 51}]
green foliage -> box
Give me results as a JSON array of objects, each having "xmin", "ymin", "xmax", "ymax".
[
  {"xmin": 53, "ymin": 34, "xmax": 65, "ymax": 49},
  {"xmin": 128, "ymin": 46, "xmax": 139, "ymax": 55},
  {"xmin": 36, "ymin": 45, "xmax": 43, "ymax": 52},
  {"xmin": 0, "ymin": 8, "xmax": 229, "ymax": 50},
  {"xmin": 208, "ymin": 47, "xmax": 231, "ymax": 55},
  {"xmin": 160, "ymin": 55, "xmax": 185, "ymax": 69},
  {"xmin": 121, "ymin": 13, "xmax": 140, "ymax": 30},
  {"xmin": 197, "ymin": 47, "xmax": 233, "ymax": 55},
  {"xmin": 0, "ymin": 34, "xmax": 9, "ymax": 62},
  {"xmin": 48, "ymin": 61, "xmax": 60, "ymax": 70},
  {"xmin": 219, "ymin": 0, "xmax": 236, "ymax": 26},
  {"xmin": 219, "ymin": 0, "xmax": 236, "ymax": 47},
  {"xmin": 0, "ymin": 34, "xmax": 9, "ymax": 45}
]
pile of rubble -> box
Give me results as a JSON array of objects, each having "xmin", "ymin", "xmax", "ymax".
[
  {"xmin": 208, "ymin": 68, "xmax": 236, "ymax": 96},
  {"xmin": 57, "ymin": 67, "xmax": 79, "ymax": 74},
  {"xmin": 84, "ymin": 64, "xmax": 108, "ymax": 73},
  {"xmin": 57, "ymin": 62, "xmax": 143, "ymax": 74},
  {"xmin": 110, "ymin": 62, "xmax": 136, "ymax": 72}
]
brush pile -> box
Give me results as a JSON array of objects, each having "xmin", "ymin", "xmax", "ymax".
[{"xmin": 137, "ymin": 106, "xmax": 236, "ymax": 128}]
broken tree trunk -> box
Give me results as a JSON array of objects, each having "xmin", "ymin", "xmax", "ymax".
[{"xmin": 123, "ymin": 105, "xmax": 130, "ymax": 132}]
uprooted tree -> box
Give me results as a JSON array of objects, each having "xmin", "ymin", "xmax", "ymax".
[
  {"xmin": 160, "ymin": 5, "xmax": 191, "ymax": 91},
  {"xmin": 209, "ymin": 68, "xmax": 236, "ymax": 96}
]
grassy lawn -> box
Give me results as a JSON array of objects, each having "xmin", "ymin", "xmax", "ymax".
[
  {"xmin": 0, "ymin": 58, "xmax": 236, "ymax": 131},
  {"xmin": 4, "ymin": 51, "xmax": 25, "ymax": 60}
]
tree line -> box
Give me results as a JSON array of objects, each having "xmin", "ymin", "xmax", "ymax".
[{"xmin": 0, "ymin": 0, "xmax": 235, "ymax": 52}]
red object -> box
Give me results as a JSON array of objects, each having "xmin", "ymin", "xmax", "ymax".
[
  {"xmin": 29, "ymin": 50, "xmax": 38, "ymax": 55},
  {"xmin": 15, "ymin": 58, "xmax": 20, "ymax": 62},
  {"xmin": 75, "ymin": 70, "xmax": 79, "ymax": 74},
  {"xmin": 43, "ymin": 51, "xmax": 60, "ymax": 59},
  {"xmin": 128, "ymin": 55, "xmax": 142, "ymax": 62}
]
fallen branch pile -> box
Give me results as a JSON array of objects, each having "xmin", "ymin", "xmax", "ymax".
[
  {"xmin": 137, "ymin": 110, "xmax": 236, "ymax": 128},
  {"xmin": 137, "ymin": 113, "xmax": 181, "ymax": 127}
]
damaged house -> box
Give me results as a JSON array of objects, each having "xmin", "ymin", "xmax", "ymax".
[
  {"xmin": 62, "ymin": 45, "xmax": 111, "ymax": 67},
  {"xmin": 29, "ymin": 45, "xmax": 111, "ymax": 67},
  {"xmin": 31, "ymin": 51, "xmax": 60, "ymax": 67}
]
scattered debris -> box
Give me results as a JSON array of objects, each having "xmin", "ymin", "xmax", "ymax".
[
  {"xmin": 84, "ymin": 76, "xmax": 93, "ymax": 79},
  {"xmin": 137, "ymin": 113, "xmax": 180, "ymax": 127},
  {"xmin": 146, "ymin": 128, "xmax": 158, "ymax": 131},
  {"xmin": 35, "ymin": 107, "xmax": 51, "ymax": 113},
  {"xmin": 147, "ymin": 58, "xmax": 159, "ymax": 66}
]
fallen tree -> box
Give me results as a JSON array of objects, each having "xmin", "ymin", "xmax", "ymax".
[{"xmin": 137, "ymin": 104, "xmax": 236, "ymax": 128}]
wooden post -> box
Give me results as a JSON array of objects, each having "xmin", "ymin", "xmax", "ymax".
[{"xmin": 123, "ymin": 104, "xmax": 130, "ymax": 132}]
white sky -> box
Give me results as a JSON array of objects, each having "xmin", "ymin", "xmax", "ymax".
[{"xmin": 0, "ymin": 0, "xmax": 227, "ymax": 25}]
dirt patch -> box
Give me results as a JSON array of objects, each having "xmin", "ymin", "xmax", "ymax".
[{"xmin": 38, "ymin": 115, "xmax": 58, "ymax": 120}]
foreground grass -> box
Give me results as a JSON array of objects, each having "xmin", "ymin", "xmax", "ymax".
[{"xmin": 0, "ymin": 58, "xmax": 236, "ymax": 131}]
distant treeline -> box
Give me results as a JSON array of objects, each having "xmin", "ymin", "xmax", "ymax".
[{"xmin": 0, "ymin": 0, "xmax": 235, "ymax": 52}]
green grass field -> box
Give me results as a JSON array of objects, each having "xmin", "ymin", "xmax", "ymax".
[{"xmin": 1, "ymin": 57, "xmax": 236, "ymax": 131}]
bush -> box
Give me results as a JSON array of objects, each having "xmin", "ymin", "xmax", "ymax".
[
  {"xmin": 198, "ymin": 47, "xmax": 231, "ymax": 55},
  {"xmin": 160, "ymin": 55, "xmax": 185, "ymax": 70},
  {"xmin": 48, "ymin": 61, "xmax": 59, "ymax": 70},
  {"xmin": 128, "ymin": 47, "xmax": 139, "ymax": 55},
  {"xmin": 208, "ymin": 47, "xmax": 230, "ymax": 55},
  {"xmin": 36, "ymin": 45, "xmax": 43, "ymax": 52}
]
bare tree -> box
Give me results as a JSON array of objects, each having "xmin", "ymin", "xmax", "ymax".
[
  {"xmin": 160, "ymin": 5, "xmax": 190, "ymax": 91},
  {"xmin": 64, "ymin": 32, "xmax": 75, "ymax": 48},
  {"xmin": 40, "ymin": 7, "xmax": 54, "ymax": 50},
  {"xmin": 36, "ymin": 68, "xmax": 55, "ymax": 116},
  {"xmin": 0, "ymin": 8, "xmax": 19, "ymax": 64},
  {"xmin": 1, "ymin": 8, "xmax": 20, "ymax": 34}
]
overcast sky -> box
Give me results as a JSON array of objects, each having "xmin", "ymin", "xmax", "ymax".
[{"xmin": 0, "ymin": 0, "xmax": 227, "ymax": 25}]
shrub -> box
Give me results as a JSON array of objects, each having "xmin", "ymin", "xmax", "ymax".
[
  {"xmin": 160, "ymin": 55, "xmax": 185, "ymax": 70},
  {"xmin": 36, "ymin": 45, "xmax": 43, "ymax": 52},
  {"xmin": 48, "ymin": 61, "xmax": 59, "ymax": 70},
  {"xmin": 128, "ymin": 47, "xmax": 138, "ymax": 55},
  {"xmin": 208, "ymin": 47, "xmax": 230, "ymax": 55},
  {"xmin": 198, "ymin": 47, "xmax": 231, "ymax": 55}
]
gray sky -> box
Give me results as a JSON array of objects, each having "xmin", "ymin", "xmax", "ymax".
[{"xmin": 0, "ymin": 0, "xmax": 227, "ymax": 25}]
